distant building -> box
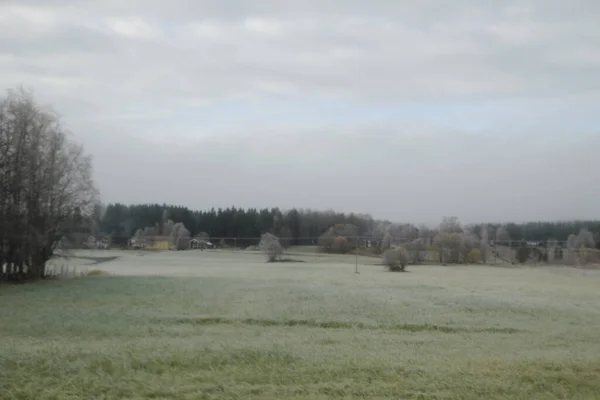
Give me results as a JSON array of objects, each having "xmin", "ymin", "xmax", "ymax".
[
  {"xmin": 189, "ymin": 238, "xmax": 215, "ymax": 250},
  {"xmin": 130, "ymin": 236, "xmax": 170, "ymax": 250}
]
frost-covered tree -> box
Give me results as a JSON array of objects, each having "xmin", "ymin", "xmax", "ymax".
[
  {"xmin": 439, "ymin": 217, "xmax": 463, "ymax": 234},
  {"xmin": 547, "ymin": 239, "xmax": 558, "ymax": 263},
  {"xmin": 382, "ymin": 247, "xmax": 409, "ymax": 272},
  {"xmin": 162, "ymin": 219, "xmax": 174, "ymax": 237},
  {"xmin": 495, "ymin": 226, "xmax": 511, "ymax": 245},
  {"xmin": 259, "ymin": 232, "xmax": 283, "ymax": 262},
  {"xmin": 170, "ymin": 222, "xmax": 191, "ymax": 250}
]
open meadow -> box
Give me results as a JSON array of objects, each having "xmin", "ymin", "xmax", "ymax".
[{"xmin": 1, "ymin": 249, "xmax": 600, "ymax": 399}]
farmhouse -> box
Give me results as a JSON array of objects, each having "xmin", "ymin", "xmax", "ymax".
[
  {"xmin": 189, "ymin": 238, "xmax": 215, "ymax": 250},
  {"xmin": 130, "ymin": 236, "xmax": 170, "ymax": 250},
  {"xmin": 130, "ymin": 236, "xmax": 197, "ymax": 250}
]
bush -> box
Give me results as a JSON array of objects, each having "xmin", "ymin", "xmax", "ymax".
[
  {"xmin": 467, "ymin": 248, "xmax": 482, "ymax": 264},
  {"xmin": 516, "ymin": 244, "xmax": 531, "ymax": 264},
  {"xmin": 382, "ymin": 247, "xmax": 409, "ymax": 272},
  {"xmin": 259, "ymin": 233, "xmax": 283, "ymax": 262}
]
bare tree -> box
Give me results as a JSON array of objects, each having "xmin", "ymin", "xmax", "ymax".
[
  {"xmin": 480, "ymin": 224, "xmax": 489, "ymax": 263},
  {"xmin": 495, "ymin": 226, "xmax": 511, "ymax": 245},
  {"xmin": 381, "ymin": 231, "xmax": 392, "ymax": 250},
  {"xmin": 162, "ymin": 219, "xmax": 174, "ymax": 237},
  {"xmin": 0, "ymin": 87, "xmax": 97, "ymax": 281},
  {"xmin": 547, "ymin": 239, "xmax": 558, "ymax": 263},
  {"xmin": 371, "ymin": 223, "xmax": 386, "ymax": 244},
  {"xmin": 568, "ymin": 228, "xmax": 596, "ymax": 265},
  {"xmin": 439, "ymin": 217, "xmax": 463, "ymax": 234}
]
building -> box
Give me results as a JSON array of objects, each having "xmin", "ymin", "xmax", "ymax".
[
  {"xmin": 130, "ymin": 236, "xmax": 170, "ymax": 250},
  {"xmin": 147, "ymin": 237, "xmax": 170, "ymax": 250},
  {"xmin": 189, "ymin": 238, "xmax": 215, "ymax": 250}
]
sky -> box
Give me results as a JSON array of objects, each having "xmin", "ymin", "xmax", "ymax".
[{"xmin": 1, "ymin": 0, "xmax": 599, "ymax": 225}]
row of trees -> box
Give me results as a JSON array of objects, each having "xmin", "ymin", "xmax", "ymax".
[
  {"xmin": 84, "ymin": 204, "xmax": 377, "ymax": 247},
  {"xmin": 0, "ymin": 88, "xmax": 96, "ymax": 281},
  {"xmin": 77, "ymin": 202, "xmax": 600, "ymax": 251},
  {"xmin": 382, "ymin": 217, "xmax": 598, "ymax": 266},
  {"xmin": 256, "ymin": 215, "xmax": 598, "ymax": 268}
]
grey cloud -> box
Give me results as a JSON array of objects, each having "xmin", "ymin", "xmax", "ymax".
[
  {"xmin": 3, "ymin": 1, "xmax": 600, "ymax": 103},
  {"xmin": 1, "ymin": 0, "xmax": 599, "ymax": 223}
]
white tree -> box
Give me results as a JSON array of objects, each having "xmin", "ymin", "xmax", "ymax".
[
  {"xmin": 547, "ymin": 239, "xmax": 558, "ymax": 263},
  {"xmin": 382, "ymin": 247, "xmax": 409, "ymax": 272},
  {"xmin": 170, "ymin": 222, "xmax": 191, "ymax": 250},
  {"xmin": 568, "ymin": 228, "xmax": 596, "ymax": 265},
  {"xmin": 162, "ymin": 219, "xmax": 174, "ymax": 237},
  {"xmin": 259, "ymin": 233, "xmax": 283, "ymax": 262}
]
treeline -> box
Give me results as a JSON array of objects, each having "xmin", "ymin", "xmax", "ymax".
[
  {"xmin": 83, "ymin": 203, "xmax": 378, "ymax": 246},
  {"xmin": 78, "ymin": 203, "xmax": 600, "ymax": 248},
  {"xmin": 468, "ymin": 221, "xmax": 600, "ymax": 244}
]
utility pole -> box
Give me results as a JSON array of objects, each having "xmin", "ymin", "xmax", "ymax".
[{"xmin": 355, "ymin": 236, "xmax": 359, "ymax": 274}]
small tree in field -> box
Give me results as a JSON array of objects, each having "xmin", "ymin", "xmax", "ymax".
[
  {"xmin": 382, "ymin": 247, "xmax": 409, "ymax": 272},
  {"xmin": 170, "ymin": 222, "xmax": 191, "ymax": 250},
  {"xmin": 259, "ymin": 233, "xmax": 283, "ymax": 262}
]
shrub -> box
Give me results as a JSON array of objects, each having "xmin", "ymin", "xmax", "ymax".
[
  {"xmin": 259, "ymin": 233, "xmax": 283, "ymax": 262},
  {"xmin": 331, "ymin": 236, "xmax": 349, "ymax": 253},
  {"xmin": 516, "ymin": 244, "xmax": 531, "ymax": 264},
  {"xmin": 467, "ymin": 248, "xmax": 482, "ymax": 264},
  {"xmin": 382, "ymin": 247, "xmax": 409, "ymax": 272}
]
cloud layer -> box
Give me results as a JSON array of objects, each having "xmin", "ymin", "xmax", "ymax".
[{"xmin": 1, "ymin": 1, "xmax": 599, "ymax": 224}]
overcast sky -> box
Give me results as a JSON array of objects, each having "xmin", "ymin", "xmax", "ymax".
[{"xmin": 1, "ymin": 1, "xmax": 599, "ymax": 224}]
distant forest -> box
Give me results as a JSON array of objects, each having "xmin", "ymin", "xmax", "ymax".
[{"xmin": 69, "ymin": 203, "xmax": 600, "ymax": 248}]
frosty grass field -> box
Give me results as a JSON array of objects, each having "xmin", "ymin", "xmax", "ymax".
[{"xmin": 1, "ymin": 249, "xmax": 600, "ymax": 399}]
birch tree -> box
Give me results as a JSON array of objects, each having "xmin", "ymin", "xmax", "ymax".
[{"xmin": 0, "ymin": 87, "xmax": 97, "ymax": 281}]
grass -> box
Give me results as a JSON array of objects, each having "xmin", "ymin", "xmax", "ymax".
[{"xmin": 1, "ymin": 250, "xmax": 600, "ymax": 399}]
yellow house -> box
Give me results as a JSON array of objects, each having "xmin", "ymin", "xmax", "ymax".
[
  {"xmin": 147, "ymin": 239, "xmax": 169, "ymax": 250},
  {"xmin": 132, "ymin": 236, "xmax": 171, "ymax": 251},
  {"xmin": 131, "ymin": 235, "xmax": 192, "ymax": 251}
]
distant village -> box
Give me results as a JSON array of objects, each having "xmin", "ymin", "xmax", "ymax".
[{"xmin": 129, "ymin": 236, "xmax": 215, "ymax": 251}]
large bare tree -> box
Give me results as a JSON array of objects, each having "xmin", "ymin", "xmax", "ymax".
[{"xmin": 0, "ymin": 87, "xmax": 97, "ymax": 281}]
